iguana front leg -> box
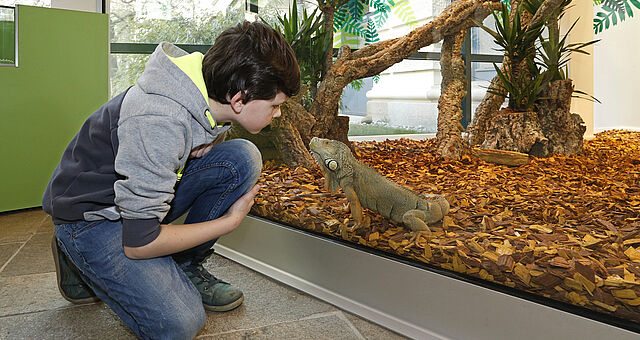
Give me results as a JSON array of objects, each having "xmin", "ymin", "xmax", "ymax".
[
  {"xmin": 343, "ymin": 185, "xmax": 370, "ymax": 231},
  {"xmin": 402, "ymin": 210, "xmax": 431, "ymax": 233}
]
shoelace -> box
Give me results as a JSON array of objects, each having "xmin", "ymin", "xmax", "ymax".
[{"xmin": 185, "ymin": 264, "xmax": 228, "ymax": 291}]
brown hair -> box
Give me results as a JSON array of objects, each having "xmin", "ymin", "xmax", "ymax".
[{"xmin": 203, "ymin": 21, "xmax": 300, "ymax": 104}]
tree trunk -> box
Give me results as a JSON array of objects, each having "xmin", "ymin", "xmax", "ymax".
[
  {"xmin": 227, "ymin": 86, "xmax": 317, "ymax": 169},
  {"xmin": 437, "ymin": 31, "xmax": 469, "ymax": 160},
  {"xmin": 466, "ymin": 68, "xmax": 506, "ymax": 146},
  {"xmin": 320, "ymin": 2, "xmax": 337, "ymax": 79},
  {"xmin": 536, "ymin": 79, "xmax": 584, "ymax": 155}
]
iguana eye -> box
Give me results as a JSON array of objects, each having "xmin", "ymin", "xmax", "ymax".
[{"xmin": 325, "ymin": 159, "xmax": 338, "ymax": 171}]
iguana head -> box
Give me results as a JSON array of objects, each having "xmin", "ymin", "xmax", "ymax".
[{"xmin": 309, "ymin": 137, "xmax": 355, "ymax": 193}]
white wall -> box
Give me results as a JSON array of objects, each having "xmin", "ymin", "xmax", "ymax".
[
  {"xmin": 593, "ymin": 16, "xmax": 640, "ymax": 132},
  {"xmin": 564, "ymin": 1, "xmax": 595, "ymax": 139},
  {"xmin": 51, "ymin": 0, "xmax": 101, "ymax": 13}
]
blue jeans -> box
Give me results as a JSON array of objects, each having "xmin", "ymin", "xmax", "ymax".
[{"xmin": 53, "ymin": 139, "xmax": 262, "ymax": 340}]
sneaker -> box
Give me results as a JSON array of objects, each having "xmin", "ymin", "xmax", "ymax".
[
  {"xmin": 182, "ymin": 263, "xmax": 244, "ymax": 312},
  {"xmin": 51, "ymin": 236, "xmax": 100, "ymax": 304}
]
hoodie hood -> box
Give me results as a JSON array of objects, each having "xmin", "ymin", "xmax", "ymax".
[{"xmin": 137, "ymin": 42, "xmax": 221, "ymax": 135}]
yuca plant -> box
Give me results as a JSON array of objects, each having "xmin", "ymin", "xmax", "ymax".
[
  {"xmin": 475, "ymin": 2, "xmax": 546, "ymax": 111},
  {"xmin": 272, "ymin": 0, "xmax": 332, "ymax": 103},
  {"xmin": 491, "ymin": 60, "xmax": 547, "ymax": 111}
]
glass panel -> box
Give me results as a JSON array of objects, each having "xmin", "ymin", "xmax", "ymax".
[
  {"xmin": 0, "ymin": 1, "xmax": 51, "ymax": 7},
  {"xmin": 342, "ymin": 58, "xmax": 441, "ymax": 136},
  {"xmin": 110, "ymin": 0, "xmax": 246, "ymax": 44},
  {"xmin": 471, "ymin": 13, "xmax": 501, "ymax": 55},
  {"xmin": 109, "ymin": 54, "xmax": 151, "ymax": 98},
  {"xmin": 334, "ymin": 0, "xmax": 451, "ymax": 53},
  {"xmin": 343, "ymin": 76, "xmax": 434, "ymax": 136},
  {"xmin": 471, "ymin": 61, "xmax": 502, "ymax": 119},
  {"xmin": 0, "ymin": 6, "xmax": 14, "ymax": 65},
  {"xmin": 338, "ymin": 0, "xmax": 456, "ymax": 137}
]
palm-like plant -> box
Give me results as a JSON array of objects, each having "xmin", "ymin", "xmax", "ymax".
[
  {"xmin": 537, "ymin": 18, "xmax": 599, "ymax": 83},
  {"xmin": 274, "ymin": 0, "xmax": 331, "ymax": 87},
  {"xmin": 475, "ymin": 3, "xmax": 546, "ymax": 111}
]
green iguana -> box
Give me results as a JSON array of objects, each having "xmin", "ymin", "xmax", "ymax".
[{"xmin": 309, "ymin": 137, "xmax": 450, "ymax": 232}]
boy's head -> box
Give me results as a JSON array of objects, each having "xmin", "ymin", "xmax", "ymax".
[{"xmin": 203, "ymin": 21, "xmax": 300, "ymax": 105}]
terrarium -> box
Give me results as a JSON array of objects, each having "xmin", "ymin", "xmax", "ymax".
[{"xmin": 227, "ymin": 0, "xmax": 640, "ymax": 333}]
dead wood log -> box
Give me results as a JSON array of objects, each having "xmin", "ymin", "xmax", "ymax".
[
  {"xmin": 471, "ymin": 147, "xmax": 530, "ymax": 166},
  {"xmin": 481, "ymin": 110, "xmax": 548, "ymax": 154},
  {"xmin": 536, "ymin": 79, "xmax": 585, "ymax": 155}
]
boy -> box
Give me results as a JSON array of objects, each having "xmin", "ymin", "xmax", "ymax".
[{"xmin": 42, "ymin": 21, "xmax": 300, "ymax": 339}]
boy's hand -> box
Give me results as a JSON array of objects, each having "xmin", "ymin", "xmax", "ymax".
[
  {"xmin": 223, "ymin": 185, "xmax": 260, "ymax": 229},
  {"xmin": 190, "ymin": 143, "xmax": 214, "ymax": 158}
]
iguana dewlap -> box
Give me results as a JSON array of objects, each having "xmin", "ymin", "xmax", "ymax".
[{"xmin": 309, "ymin": 137, "xmax": 449, "ymax": 232}]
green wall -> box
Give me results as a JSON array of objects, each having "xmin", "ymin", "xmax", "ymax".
[{"xmin": 0, "ymin": 6, "xmax": 108, "ymax": 212}]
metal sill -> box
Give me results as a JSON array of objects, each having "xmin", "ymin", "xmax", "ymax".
[{"xmin": 214, "ymin": 215, "xmax": 639, "ymax": 339}]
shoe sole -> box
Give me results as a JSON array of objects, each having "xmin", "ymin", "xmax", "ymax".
[
  {"xmin": 203, "ymin": 294, "xmax": 244, "ymax": 312},
  {"xmin": 51, "ymin": 236, "xmax": 100, "ymax": 304}
]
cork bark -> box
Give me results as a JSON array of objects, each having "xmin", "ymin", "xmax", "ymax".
[{"xmin": 436, "ymin": 31, "xmax": 469, "ymax": 160}]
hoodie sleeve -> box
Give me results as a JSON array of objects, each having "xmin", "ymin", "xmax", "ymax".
[{"xmin": 114, "ymin": 114, "xmax": 189, "ymax": 247}]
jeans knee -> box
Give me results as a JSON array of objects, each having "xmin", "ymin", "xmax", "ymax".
[
  {"xmin": 233, "ymin": 139, "xmax": 262, "ymax": 187},
  {"xmin": 161, "ymin": 304, "xmax": 206, "ymax": 339}
]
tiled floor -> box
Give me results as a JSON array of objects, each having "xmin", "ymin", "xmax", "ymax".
[{"xmin": 0, "ymin": 208, "xmax": 407, "ymax": 339}]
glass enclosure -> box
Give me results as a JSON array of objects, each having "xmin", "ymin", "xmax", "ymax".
[{"xmin": 109, "ymin": 0, "xmax": 640, "ymax": 330}]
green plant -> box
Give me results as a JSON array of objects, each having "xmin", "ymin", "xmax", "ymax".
[
  {"xmin": 272, "ymin": 0, "xmax": 331, "ymax": 87},
  {"xmin": 536, "ymin": 19, "xmax": 599, "ymax": 82},
  {"xmin": 475, "ymin": 3, "xmax": 546, "ymax": 111},
  {"xmin": 490, "ymin": 60, "xmax": 547, "ymax": 111}
]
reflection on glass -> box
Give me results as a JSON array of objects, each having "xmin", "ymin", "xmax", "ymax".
[
  {"xmin": 109, "ymin": 0, "xmax": 250, "ymax": 44},
  {"xmin": 344, "ymin": 0, "xmax": 451, "ymax": 51},
  {"xmin": 343, "ymin": 76, "xmax": 429, "ymax": 137},
  {"xmin": 0, "ymin": 1, "xmax": 51, "ymax": 7},
  {"xmin": 110, "ymin": 54, "xmax": 151, "ymax": 98},
  {"xmin": 0, "ymin": 6, "xmax": 14, "ymax": 65},
  {"xmin": 471, "ymin": 14, "xmax": 501, "ymax": 55},
  {"xmin": 471, "ymin": 62, "xmax": 502, "ymax": 117}
]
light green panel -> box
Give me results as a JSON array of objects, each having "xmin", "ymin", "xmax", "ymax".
[{"xmin": 0, "ymin": 6, "xmax": 108, "ymax": 212}]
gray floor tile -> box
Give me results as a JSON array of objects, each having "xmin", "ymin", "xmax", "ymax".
[
  {"xmin": 200, "ymin": 313, "xmax": 361, "ymax": 340},
  {"xmin": 0, "ymin": 272, "xmax": 72, "ymax": 316},
  {"xmin": 0, "ymin": 243, "xmax": 21, "ymax": 271},
  {"xmin": 0, "ymin": 209, "xmax": 45, "ymax": 244},
  {"xmin": 0, "ymin": 303, "xmax": 135, "ymax": 340},
  {"xmin": 198, "ymin": 263, "xmax": 337, "ymax": 335},
  {"xmin": 343, "ymin": 311, "xmax": 409, "ymax": 340},
  {"xmin": 37, "ymin": 215, "xmax": 54, "ymax": 233},
  {"xmin": 1, "ymin": 232, "xmax": 55, "ymax": 277},
  {"xmin": 205, "ymin": 252, "xmax": 239, "ymax": 269}
]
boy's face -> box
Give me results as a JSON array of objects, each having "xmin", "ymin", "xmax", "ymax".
[{"xmin": 235, "ymin": 91, "xmax": 287, "ymax": 134}]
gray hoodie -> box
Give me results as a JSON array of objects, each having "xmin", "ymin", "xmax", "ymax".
[{"xmin": 43, "ymin": 42, "xmax": 230, "ymax": 247}]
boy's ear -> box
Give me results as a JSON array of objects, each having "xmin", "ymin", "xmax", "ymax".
[{"xmin": 229, "ymin": 91, "xmax": 244, "ymax": 113}]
